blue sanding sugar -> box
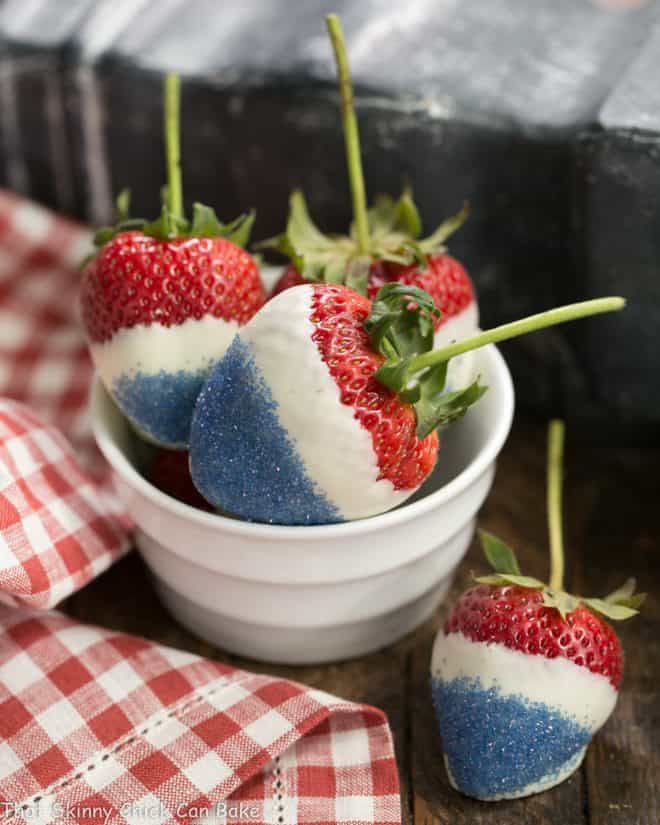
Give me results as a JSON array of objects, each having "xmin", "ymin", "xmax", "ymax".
[
  {"xmin": 189, "ymin": 337, "xmax": 341, "ymax": 525},
  {"xmin": 113, "ymin": 368, "xmax": 207, "ymax": 448},
  {"xmin": 431, "ymin": 675, "xmax": 591, "ymax": 799}
]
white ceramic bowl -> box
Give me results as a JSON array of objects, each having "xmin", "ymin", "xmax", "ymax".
[{"xmin": 91, "ymin": 343, "xmax": 513, "ymax": 665}]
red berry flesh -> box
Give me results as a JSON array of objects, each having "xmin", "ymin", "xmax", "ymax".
[
  {"xmin": 81, "ymin": 231, "xmax": 266, "ymax": 343},
  {"xmin": 148, "ymin": 449, "xmax": 212, "ymax": 511},
  {"xmin": 310, "ymin": 284, "xmax": 438, "ymax": 491},
  {"xmin": 272, "ymin": 253, "xmax": 475, "ymax": 332},
  {"xmin": 445, "ymin": 584, "xmax": 623, "ymax": 688}
]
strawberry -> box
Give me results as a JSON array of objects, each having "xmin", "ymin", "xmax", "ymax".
[
  {"xmin": 80, "ymin": 73, "xmax": 266, "ymax": 449},
  {"xmin": 272, "ymin": 253, "xmax": 476, "ymax": 345},
  {"xmin": 264, "ymin": 15, "xmax": 479, "ymax": 379},
  {"xmin": 189, "ymin": 283, "xmax": 442, "ymax": 525},
  {"xmin": 431, "ymin": 421, "xmax": 644, "ymax": 801},
  {"xmin": 188, "ymin": 281, "xmax": 624, "ymax": 525},
  {"xmin": 309, "ymin": 284, "xmax": 439, "ymax": 492},
  {"xmin": 444, "ymin": 586, "xmax": 623, "ymax": 687},
  {"xmin": 147, "ymin": 449, "xmax": 213, "ymax": 511}
]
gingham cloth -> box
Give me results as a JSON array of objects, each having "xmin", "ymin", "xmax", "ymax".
[
  {"xmin": 0, "ymin": 190, "xmax": 130, "ymax": 609},
  {"xmin": 0, "ymin": 606, "xmax": 401, "ymax": 825}
]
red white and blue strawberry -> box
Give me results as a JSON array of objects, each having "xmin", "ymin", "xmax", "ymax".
[
  {"xmin": 264, "ymin": 16, "xmax": 478, "ymax": 394},
  {"xmin": 80, "ymin": 73, "xmax": 266, "ymax": 449},
  {"xmin": 431, "ymin": 421, "xmax": 644, "ymax": 801},
  {"xmin": 188, "ymin": 283, "xmax": 624, "ymax": 525}
]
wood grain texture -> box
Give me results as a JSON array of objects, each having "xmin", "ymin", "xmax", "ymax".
[
  {"xmin": 569, "ymin": 443, "xmax": 660, "ymax": 825},
  {"xmin": 62, "ymin": 416, "xmax": 659, "ymax": 824}
]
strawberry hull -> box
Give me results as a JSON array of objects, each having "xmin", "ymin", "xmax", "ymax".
[
  {"xmin": 273, "ymin": 263, "xmax": 481, "ymax": 395},
  {"xmin": 430, "ymin": 630, "xmax": 617, "ymax": 800},
  {"xmin": 189, "ymin": 285, "xmax": 419, "ymax": 525},
  {"xmin": 90, "ymin": 315, "xmax": 239, "ymax": 448}
]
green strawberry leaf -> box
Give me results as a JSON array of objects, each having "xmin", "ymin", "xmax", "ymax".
[
  {"xmin": 476, "ymin": 573, "xmax": 547, "ymax": 589},
  {"xmin": 604, "ymin": 578, "xmax": 637, "ymax": 604},
  {"xmin": 393, "ymin": 188, "xmax": 422, "ymax": 238},
  {"xmin": 363, "ymin": 195, "xmax": 398, "ymax": 237},
  {"xmin": 479, "ymin": 530, "xmax": 521, "ymax": 575},
  {"xmin": 259, "ymin": 191, "xmax": 356, "ymax": 285},
  {"xmin": 224, "ymin": 210, "xmax": 255, "ymax": 248},
  {"xmin": 543, "ymin": 589, "xmax": 582, "ymax": 619},
  {"xmin": 364, "ymin": 282, "xmax": 439, "ymax": 359},
  {"xmin": 190, "ymin": 203, "xmax": 225, "ymax": 236},
  {"xmin": 345, "ymin": 255, "xmax": 372, "ymax": 294},
  {"xmin": 260, "ymin": 187, "xmax": 468, "ymax": 291},
  {"xmin": 93, "ymin": 227, "xmax": 116, "ymax": 247},
  {"xmin": 469, "ymin": 518, "xmax": 645, "ymax": 623},
  {"xmin": 90, "ymin": 196, "xmax": 254, "ymax": 251},
  {"xmin": 418, "ymin": 202, "xmax": 470, "ymax": 255},
  {"xmin": 142, "ymin": 206, "xmax": 191, "ymax": 240},
  {"xmin": 582, "ymin": 597, "xmax": 645, "ymax": 621},
  {"xmin": 617, "ymin": 593, "xmax": 647, "ymax": 610},
  {"xmin": 189, "ymin": 204, "xmax": 255, "ymax": 246},
  {"xmin": 363, "ymin": 189, "xmax": 422, "ymax": 241},
  {"xmin": 366, "ymin": 283, "xmax": 486, "ymax": 436},
  {"xmin": 413, "ymin": 378, "xmax": 487, "ymax": 438}
]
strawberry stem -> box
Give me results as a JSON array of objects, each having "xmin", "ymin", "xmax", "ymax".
[
  {"xmin": 164, "ymin": 72, "xmax": 183, "ymax": 221},
  {"xmin": 406, "ymin": 297, "xmax": 626, "ymax": 372},
  {"xmin": 547, "ymin": 420, "xmax": 566, "ymax": 591},
  {"xmin": 326, "ymin": 14, "xmax": 370, "ymax": 256}
]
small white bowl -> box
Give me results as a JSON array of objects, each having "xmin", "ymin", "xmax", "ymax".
[{"xmin": 91, "ymin": 344, "xmax": 513, "ymax": 665}]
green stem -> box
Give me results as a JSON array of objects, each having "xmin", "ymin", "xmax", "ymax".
[
  {"xmin": 326, "ymin": 14, "xmax": 370, "ymax": 255},
  {"xmin": 407, "ymin": 297, "xmax": 626, "ymax": 372},
  {"xmin": 164, "ymin": 72, "xmax": 183, "ymax": 220},
  {"xmin": 547, "ymin": 419, "xmax": 565, "ymax": 591}
]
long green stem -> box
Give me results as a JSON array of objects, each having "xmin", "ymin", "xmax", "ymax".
[
  {"xmin": 408, "ymin": 297, "xmax": 625, "ymax": 372},
  {"xmin": 326, "ymin": 14, "xmax": 370, "ymax": 255},
  {"xmin": 164, "ymin": 72, "xmax": 183, "ymax": 220},
  {"xmin": 547, "ymin": 419, "xmax": 565, "ymax": 591}
]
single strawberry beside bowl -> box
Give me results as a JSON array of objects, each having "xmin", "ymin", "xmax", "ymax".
[
  {"xmin": 80, "ymin": 73, "xmax": 266, "ymax": 449},
  {"xmin": 431, "ymin": 421, "xmax": 644, "ymax": 801},
  {"xmin": 188, "ymin": 281, "xmax": 623, "ymax": 525},
  {"xmin": 264, "ymin": 15, "xmax": 478, "ymax": 395}
]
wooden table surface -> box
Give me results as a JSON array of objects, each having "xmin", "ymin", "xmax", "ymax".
[{"xmin": 62, "ymin": 415, "xmax": 659, "ymax": 825}]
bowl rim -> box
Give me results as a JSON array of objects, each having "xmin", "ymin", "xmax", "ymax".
[{"xmin": 91, "ymin": 343, "xmax": 514, "ymax": 539}]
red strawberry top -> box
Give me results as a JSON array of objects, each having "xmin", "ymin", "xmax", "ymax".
[
  {"xmin": 272, "ymin": 253, "xmax": 475, "ymax": 333},
  {"xmin": 310, "ymin": 284, "xmax": 438, "ymax": 490},
  {"xmin": 81, "ymin": 231, "xmax": 265, "ymax": 343},
  {"xmin": 445, "ymin": 584, "xmax": 624, "ymax": 688}
]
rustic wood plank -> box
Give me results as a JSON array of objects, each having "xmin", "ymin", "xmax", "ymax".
[
  {"xmin": 568, "ymin": 443, "xmax": 660, "ymax": 825},
  {"xmin": 409, "ymin": 417, "xmax": 588, "ymax": 825}
]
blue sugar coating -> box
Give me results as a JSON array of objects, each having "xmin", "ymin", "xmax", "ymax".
[
  {"xmin": 113, "ymin": 368, "xmax": 207, "ymax": 448},
  {"xmin": 189, "ymin": 337, "xmax": 341, "ymax": 525},
  {"xmin": 431, "ymin": 675, "xmax": 591, "ymax": 800}
]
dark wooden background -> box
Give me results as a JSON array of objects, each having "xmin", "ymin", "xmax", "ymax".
[{"xmin": 62, "ymin": 415, "xmax": 659, "ymax": 825}]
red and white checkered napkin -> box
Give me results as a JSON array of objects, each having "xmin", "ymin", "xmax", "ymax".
[
  {"xmin": 0, "ymin": 190, "xmax": 131, "ymax": 609},
  {"xmin": 0, "ymin": 190, "xmax": 96, "ymax": 468},
  {"xmin": 0, "ymin": 399, "xmax": 130, "ymax": 609},
  {"xmin": 0, "ymin": 606, "xmax": 401, "ymax": 825}
]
